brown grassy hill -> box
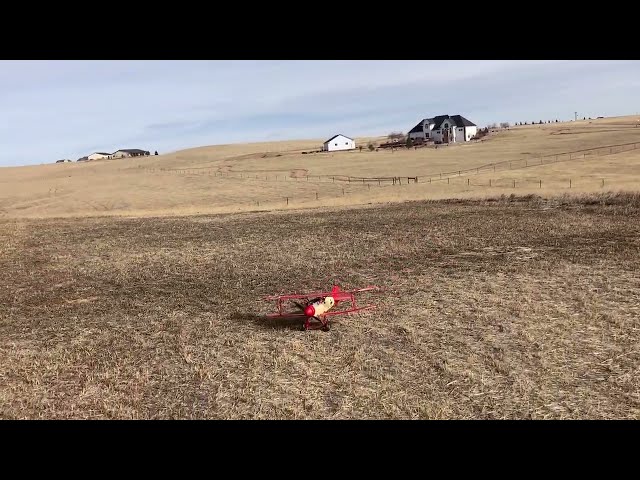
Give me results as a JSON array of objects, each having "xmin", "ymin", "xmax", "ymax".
[{"xmin": 1, "ymin": 115, "xmax": 639, "ymax": 219}]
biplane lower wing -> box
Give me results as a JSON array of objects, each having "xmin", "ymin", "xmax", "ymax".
[{"xmin": 265, "ymin": 305, "xmax": 377, "ymax": 318}]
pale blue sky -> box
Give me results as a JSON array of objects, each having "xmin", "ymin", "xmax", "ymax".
[{"xmin": 1, "ymin": 60, "xmax": 639, "ymax": 166}]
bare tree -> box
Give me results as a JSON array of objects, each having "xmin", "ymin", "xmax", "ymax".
[
  {"xmin": 387, "ymin": 132, "xmax": 405, "ymax": 141},
  {"xmin": 500, "ymin": 122, "xmax": 510, "ymax": 129}
]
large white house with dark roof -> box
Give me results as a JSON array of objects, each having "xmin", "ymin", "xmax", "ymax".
[{"xmin": 408, "ymin": 115, "xmax": 477, "ymax": 144}]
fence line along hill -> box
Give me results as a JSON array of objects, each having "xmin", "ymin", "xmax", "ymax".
[{"xmin": 2, "ymin": 115, "xmax": 640, "ymax": 219}]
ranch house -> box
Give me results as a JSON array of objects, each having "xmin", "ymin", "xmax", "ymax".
[
  {"xmin": 322, "ymin": 134, "xmax": 356, "ymax": 152},
  {"xmin": 112, "ymin": 148, "xmax": 150, "ymax": 158},
  {"xmin": 87, "ymin": 152, "xmax": 112, "ymax": 161},
  {"xmin": 408, "ymin": 115, "xmax": 477, "ymax": 144}
]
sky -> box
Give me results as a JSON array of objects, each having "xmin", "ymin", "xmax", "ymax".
[{"xmin": 1, "ymin": 60, "xmax": 639, "ymax": 167}]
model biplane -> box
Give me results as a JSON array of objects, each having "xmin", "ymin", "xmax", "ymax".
[{"xmin": 264, "ymin": 284, "xmax": 381, "ymax": 331}]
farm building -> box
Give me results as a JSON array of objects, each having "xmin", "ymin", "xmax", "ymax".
[
  {"xmin": 88, "ymin": 152, "xmax": 112, "ymax": 161},
  {"xmin": 322, "ymin": 134, "xmax": 356, "ymax": 152},
  {"xmin": 112, "ymin": 148, "xmax": 150, "ymax": 158},
  {"xmin": 408, "ymin": 115, "xmax": 477, "ymax": 144},
  {"xmin": 55, "ymin": 159, "xmax": 72, "ymax": 163}
]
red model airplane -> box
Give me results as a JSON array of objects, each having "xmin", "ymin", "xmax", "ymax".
[{"xmin": 264, "ymin": 284, "xmax": 381, "ymax": 331}]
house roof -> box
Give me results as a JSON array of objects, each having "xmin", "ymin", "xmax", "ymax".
[
  {"xmin": 430, "ymin": 115, "xmax": 451, "ymax": 129},
  {"xmin": 116, "ymin": 148, "xmax": 149, "ymax": 154},
  {"xmin": 450, "ymin": 115, "xmax": 476, "ymax": 127},
  {"xmin": 432, "ymin": 114, "xmax": 476, "ymax": 129},
  {"xmin": 409, "ymin": 118, "xmax": 436, "ymax": 133},
  {"xmin": 92, "ymin": 152, "xmax": 112, "ymax": 156},
  {"xmin": 409, "ymin": 121, "xmax": 425, "ymax": 134},
  {"xmin": 324, "ymin": 134, "xmax": 353, "ymax": 143}
]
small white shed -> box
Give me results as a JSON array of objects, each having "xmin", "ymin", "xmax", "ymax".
[{"xmin": 323, "ymin": 134, "xmax": 356, "ymax": 152}]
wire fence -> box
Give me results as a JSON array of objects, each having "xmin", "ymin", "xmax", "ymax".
[
  {"xmin": 118, "ymin": 140, "xmax": 640, "ymax": 210},
  {"xmin": 129, "ymin": 140, "xmax": 639, "ymax": 184}
]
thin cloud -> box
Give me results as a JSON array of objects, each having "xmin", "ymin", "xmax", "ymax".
[{"xmin": 1, "ymin": 60, "xmax": 639, "ymax": 166}]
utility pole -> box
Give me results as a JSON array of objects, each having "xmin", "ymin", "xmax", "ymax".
[{"xmin": 574, "ymin": 111, "xmax": 577, "ymax": 121}]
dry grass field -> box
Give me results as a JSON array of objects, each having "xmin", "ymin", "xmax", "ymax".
[
  {"xmin": 1, "ymin": 115, "xmax": 639, "ymax": 420},
  {"xmin": 1, "ymin": 193, "xmax": 639, "ymax": 419},
  {"xmin": 1, "ymin": 115, "xmax": 640, "ymax": 219}
]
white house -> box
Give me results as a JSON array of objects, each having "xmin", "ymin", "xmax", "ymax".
[
  {"xmin": 322, "ymin": 134, "xmax": 356, "ymax": 152},
  {"xmin": 408, "ymin": 115, "xmax": 477, "ymax": 144},
  {"xmin": 87, "ymin": 152, "xmax": 112, "ymax": 161},
  {"xmin": 112, "ymin": 148, "xmax": 150, "ymax": 158}
]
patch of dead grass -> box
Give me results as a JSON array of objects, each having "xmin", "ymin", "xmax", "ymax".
[{"xmin": 1, "ymin": 194, "xmax": 638, "ymax": 419}]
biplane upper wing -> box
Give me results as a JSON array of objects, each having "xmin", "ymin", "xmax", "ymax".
[
  {"xmin": 264, "ymin": 285, "xmax": 380, "ymax": 302},
  {"xmin": 263, "ymin": 291, "xmax": 332, "ymax": 301}
]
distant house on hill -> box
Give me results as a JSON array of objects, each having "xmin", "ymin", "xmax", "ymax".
[
  {"xmin": 77, "ymin": 156, "xmax": 89, "ymax": 162},
  {"xmin": 322, "ymin": 134, "xmax": 356, "ymax": 152},
  {"xmin": 408, "ymin": 115, "xmax": 477, "ymax": 144},
  {"xmin": 112, "ymin": 148, "xmax": 150, "ymax": 158},
  {"xmin": 55, "ymin": 159, "xmax": 72, "ymax": 163},
  {"xmin": 88, "ymin": 152, "xmax": 112, "ymax": 161}
]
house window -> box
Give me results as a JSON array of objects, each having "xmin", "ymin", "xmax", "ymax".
[
  {"xmin": 345, "ymin": 142, "xmax": 349, "ymax": 145},
  {"xmin": 458, "ymin": 128, "xmax": 463, "ymax": 131},
  {"xmin": 426, "ymin": 133, "xmax": 430, "ymax": 138},
  {"xmin": 335, "ymin": 143, "xmax": 338, "ymax": 146},
  {"xmin": 444, "ymin": 123, "xmax": 448, "ymax": 128}
]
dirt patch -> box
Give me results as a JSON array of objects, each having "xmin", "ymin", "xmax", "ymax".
[{"xmin": 289, "ymin": 168, "xmax": 308, "ymax": 179}]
